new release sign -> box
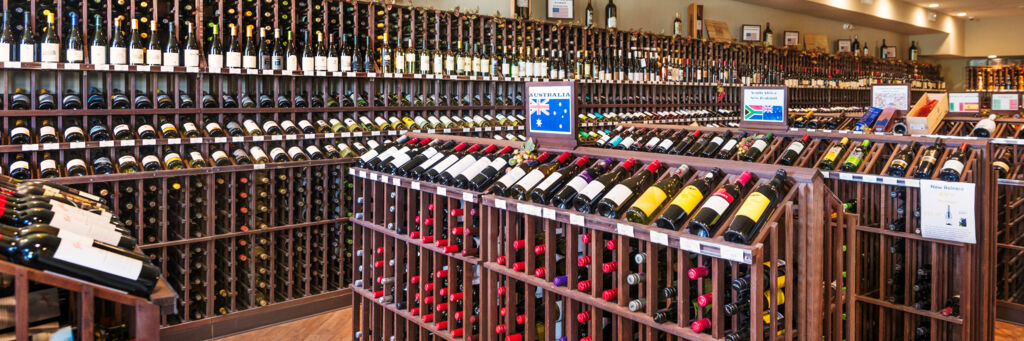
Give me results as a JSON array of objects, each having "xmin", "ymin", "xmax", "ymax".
[
  {"xmin": 740, "ymin": 87, "xmax": 788, "ymax": 129},
  {"xmin": 919, "ymin": 180, "xmax": 976, "ymax": 244},
  {"xmin": 526, "ymin": 82, "xmax": 578, "ymax": 148}
]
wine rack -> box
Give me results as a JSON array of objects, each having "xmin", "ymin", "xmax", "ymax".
[
  {"xmin": 350, "ymin": 132, "xmax": 846, "ymax": 341},
  {"xmin": 966, "ymin": 65, "xmax": 1024, "ymax": 91},
  {"xmin": 610, "ymin": 123, "xmax": 995, "ymax": 340}
]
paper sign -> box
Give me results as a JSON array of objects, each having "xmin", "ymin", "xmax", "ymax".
[
  {"xmin": 720, "ymin": 245, "xmax": 749, "ymax": 263},
  {"xmin": 948, "ymin": 93, "xmax": 980, "ymax": 113},
  {"xmin": 527, "ymin": 84, "xmax": 573, "ymax": 135},
  {"xmin": 463, "ymin": 192, "xmax": 474, "ymax": 203},
  {"xmin": 542, "ymin": 208, "xmax": 556, "ymax": 220},
  {"xmin": 616, "ymin": 223, "xmax": 635, "ymax": 238},
  {"xmin": 650, "ymin": 231, "xmax": 669, "ymax": 246},
  {"xmin": 547, "ymin": 0, "xmax": 573, "ymax": 19},
  {"xmin": 992, "ymin": 93, "xmax": 1020, "ymax": 111},
  {"xmin": 742, "ymin": 88, "xmax": 787, "ymax": 123},
  {"xmin": 436, "ymin": 187, "xmax": 447, "ymax": 197},
  {"xmin": 495, "ymin": 199, "xmax": 507, "ymax": 210},
  {"xmin": 872, "ymin": 85, "xmax": 910, "ymax": 111},
  {"xmin": 679, "ymin": 238, "xmax": 701, "ymax": 253},
  {"xmin": 411, "ymin": 181, "xmax": 420, "ymax": 190},
  {"xmin": 918, "ymin": 180, "xmax": 976, "ymax": 244},
  {"xmin": 570, "ymin": 214, "xmax": 584, "ymax": 226}
]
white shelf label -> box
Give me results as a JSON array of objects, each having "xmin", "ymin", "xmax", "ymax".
[
  {"xmin": 190, "ymin": 137, "xmax": 203, "ymax": 144},
  {"xmin": 41, "ymin": 62, "xmax": 57, "ymax": 69},
  {"xmin": 20, "ymin": 144, "xmax": 39, "ymax": 151},
  {"xmin": 69, "ymin": 142, "xmax": 86, "ymax": 149},
  {"xmin": 229, "ymin": 68, "xmax": 241, "ymax": 74},
  {"xmin": 137, "ymin": 66, "xmax": 151, "ymax": 72},
  {"xmin": 272, "ymin": 135, "xmax": 283, "ymax": 141},
  {"xmin": 495, "ymin": 199, "xmax": 507, "ymax": 210},
  {"xmin": 160, "ymin": 66, "xmax": 174, "ymax": 72},
  {"xmin": 679, "ymin": 238, "xmax": 701, "ymax": 253},
  {"xmin": 186, "ymin": 67, "xmax": 199, "ymax": 73},
  {"xmin": 436, "ymin": 187, "xmax": 447, "ymax": 197},
  {"xmin": 720, "ymin": 245, "xmax": 748, "ymax": 263},
  {"xmin": 542, "ymin": 208, "xmax": 556, "ymax": 220},
  {"xmin": 463, "ymin": 192, "xmax": 475, "ymax": 203},
  {"xmin": 114, "ymin": 64, "xmax": 129, "ymax": 71},
  {"xmin": 359, "ymin": 171, "xmax": 367, "ymax": 178},
  {"xmin": 167, "ymin": 138, "xmax": 181, "ymax": 145},
  {"xmin": 882, "ymin": 177, "xmax": 898, "ymax": 185},
  {"xmin": 99, "ymin": 141, "xmax": 115, "ymax": 147},
  {"xmin": 286, "ymin": 134, "xmax": 297, "ymax": 140},
  {"xmin": 42, "ymin": 143, "xmax": 59, "ymax": 150},
  {"xmin": 340, "ymin": 132, "xmax": 352, "ymax": 138},
  {"xmin": 214, "ymin": 137, "xmax": 227, "ymax": 143},
  {"xmin": 518, "ymin": 203, "xmax": 542, "ymax": 217},
  {"xmin": 381, "ymin": 175, "xmax": 389, "ymax": 183},
  {"xmin": 248, "ymin": 69, "xmax": 259, "ymax": 75},
  {"xmin": 304, "ymin": 133, "xmax": 315, "ymax": 139},
  {"xmin": 231, "ymin": 136, "xmax": 244, "ymax": 142},
  {"xmin": 411, "ymin": 181, "xmax": 421, "ymax": 190},
  {"xmin": 325, "ymin": 133, "xmax": 336, "ymax": 138},
  {"xmin": 570, "ymin": 214, "xmax": 585, "ymax": 226},
  {"xmin": 142, "ymin": 139, "xmax": 156, "ymax": 146},
  {"xmin": 443, "ymin": 129, "xmax": 452, "ymax": 133},
  {"xmin": 252, "ymin": 136, "xmax": 264, "ymax": 142},
  {"xmin": 253, "ymin": 163, "xmax": 266, "ymax": 170},
  {"xmin": 650, "ymin": 231, "xmax": 669, "ymax": 246},
  {"xmin": 119, "ymin": 140, "xmax": 135, "ymax": 146},
  {"xmin": 616, "ymin": 223, "xmax": 635, "ymax": 238},
  {"xmin": 369, "ymin": 173, "xmax": 378, "ymax": 181},
  {"xmin": 349, "ymin": 168, "xmax": 355, "ymax": 176},
  {"xmin": 392, "ymin": 178, "xmax": 401, "ymax": 186}
]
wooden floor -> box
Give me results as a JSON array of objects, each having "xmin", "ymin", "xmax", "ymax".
[
  {"xmin": 213, "ymin": 308, "xmax": 352, "ymax": 341},
  {"xmin": 213, "ymin": 307, "xmax": 1024, "ymax": 341}
]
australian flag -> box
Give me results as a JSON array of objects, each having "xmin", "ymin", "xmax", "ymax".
[{"xmin": 529, "ymin": 97, "xmax": 572, "ymax": 134}]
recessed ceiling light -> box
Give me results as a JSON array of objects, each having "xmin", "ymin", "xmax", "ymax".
[
  {"xmin": 956, "ymin": 12, "xmax": 967, "ymax": 16},
  {"xmin": 928, "ymin": 3, "xmax": 939, "ymax": 8},
  {"xmin": 989, "ymin": 55, "xmax": 998, "ymax": 59}
]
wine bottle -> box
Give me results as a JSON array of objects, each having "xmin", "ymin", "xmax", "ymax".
[
  {"xmin": 14, "ymin": 233, "xmax": 159, "ymax": 297},
  {"xmin": 549, "ymin": 158, "xmax": 614, "ymax": 208},
  {"xmin": 971, "ymin": 114, "xmax": 997, "ymax": 137},
  {"xmin": 127, "ymin": 19, "xmax": 144, "ymax": 65},
  {"xmin": 840, "ymin": 140, "xmax": 872, "ymax": 172},
  {"xmin": 452, "ymin": 146, "xmax": 516, "ymax": 189},
  {"xmin": 489, "ymin": 152, "xmax": 552, "ymax": 196},
  {"xmin": 938, "ymin": 143, "xmax": 971, "ymax": 182},
  {"xmin": 145, "ymin": 20, "xmax": 161, "ymax": 65},
  {"xmin": 183, "ymin": 22, "xmax": 200, "ymax": 67},
  {"xmin": 818, "ymin": 137, "xmax": 850, "ymax": 171},
  {"xmin": 741, "ymin": 133, "xmax": 774, "ymax": 162},
  {"xmin": 65, "ymin": 12, "xmax": 84, "ymax": 63},
  {"xmin": 435, "ymin": 144, "xmax": 497, "ymax": 185},
  {"xmin": 687, "ymin": 171, "xmax": 753, "ymax": 237},
  {"xmin": 716, "ymin": 132, "xmax": 747, "ymax": 159},
  {"xmin": 913, "ymin": 138, "xmax": 945, "ymax": 179},
  {"xmin": 605, "ymin": 0, "xmax": 617, "ymax": 28},
  {"xmin": 653, "ymin": 168, "xmax": 725, "ymax": 231},
  {"xmin": 505, "ymin": 152, "xmax": 572, "ymax": 200},
  {"xmin": 573, "ymin": 158, "xmax": 638, "ymax": 213},
  {"xmin": 39, "ymin": 12, "xmax": 61, "ymax": 63},
  {"xmin": 0, "ymin": 10, "xmax": 12, "ymax": 63},
  {"xmin": 700, "ymin": 130, "xmax": 733, "ymax": 158},
  {"xmin": 207, "ymin": 24, "xmax": 223, "ymax": 69},
  {"xmin": 886, "ymin": 141, "xmax": 920, "ymax": 177},
  {"xmin": 624, "ymin": 165, "xmax": 695, "ymax": 224},
  {"xmin": 776, "ymin": 135, "xmax": 809, "ymax": 166},
  {"xmin": 527, "ymin": 156, "xmax": 590, "ymax": 204},
  {"xmin": 242, "ymin": 25, "xmax": 258, "ymax": 69},
  {"xmin": 723, "ymin": 170, "xmax": 787, "ymax": 244},
  {"xmin": 408, "ymin": 142, "xmax": 467, "ymax": 179}
]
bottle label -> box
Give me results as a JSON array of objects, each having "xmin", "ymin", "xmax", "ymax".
[
  {"xmin": 339, "ymin": 55, "xmax": 352, "ymax": 72},
  {"xmin": 163, "ymin": 152, "xmax": 183, "ymax": 165},
  {"xmin": 243, "ymin": 120, "xmax": 261, "ymax": 133},
  {"xmin": 19, "ymin": 44, "xmax": 34, "ymax": 62},
  {"xmin": 416, "ymin": 152, "xmax": 447, "ymax": 172},
  {"xmin": 603, "ymin": 184, "xmax": 634, "ymax": 206},
  {"xmin": 0, "ymin": 43, "xmax": 9, "ymax": 62},
  {"xmin": 720, "ymin": 139, "xmax": 738, "ymax": 153},
  {"xmin": 270, "ymin": 148, "xmax": 288, "ymax": 161},
  {"xmin": 607, "ymin": 17, "xmax": 617, "ymax": 28},
  {"xmin": 243, "ymin": 55, "xmax": 257, "ymax": 68},
  {"xmin": 458, "ymin": 157, "xmax": 493, "ymax": 180},
  {"xmin": 118, "ymin": 155, "xmax": 137, "ymax": 166},
  {"xmin": 189, "ymin": 151, "xmax": 204, "ymax": 163},
  {"xmin": 497, "ymin": 166, "xmax": 528, "ymax": 187},
  {"xmin": 207, "ymin": 53, "xmax": 223, "ymax": 69},
  {"xmin": 735, "ymin": 192, "xmax": 771, "ymax": 223},
  {"xmin": 261, "ymin": 121, "xmax": 279, "ymax": 133},
  {"xmin": 211, "ymin": 150, "xmax": 228, "ymax": 161},
  {"xmin": 184, "ymin": 49, "xmax": 200, "ymax": 66},
  {"xmin": 513, "ymin": 169, "xmax": 548, "ymax": 192},
  {"xmin": 577, "ymin": 180, "xmax": 608, "ymax": 201},
  {"xmin": 147, "ymin": 49, "xmax": 162, "ymax": 65},
  {"xmin": 9, "ymin": 160, "xmax": 28, "ymax": 173},
  {"xmin": 942, "ymin": 159, "xmax": 965, "ymax": 174},
  {"xmin": 656, "ymin": 138, "xmax": 675, "ymax": 151},
  {"xmin": 288, "ymin": 146, "xmax": 306, "ymax": 159},
  {"xmin": 563, "ymin": 175, "xmax": 591, "ymax": 194},
  {"xmin": 751, "ymin": 139, "xmax": 768, "ymax": 152},
  {"xmin": 619, "ymin": 136, "xmax": 636, "ymax": 149},
  {"xmin": 66, "ymin": 48, "xmax": 84, "ymax": 63},
  {"xmin": 279, "ymin": 120, "xmax": 296, "ymax": 132},
  {"xmin": 845, "ymin": 150, "xmax": 865, "ymax": 167},
  {"xmin": 420, "ymin": 55, "xmax": 431, "ymax": 72},
  {"xmin": 129, "ymin": 48, "xmax": 145, "ymax": 64},
  {"xmin": 430, "ymin": 154, "xmax": 462, "ymax": 174},
  {"xmin": 40, "ymin": 43, "xmax": 59, "ymax": 62},
  {"xmin": 67, "ymin": 158, "xmax": 87, "ymax": 170},
  {"xmin": 785, "ymin": 141, "xmax": 805, "ymax": 155},
  {"xmin": 226, "ymin": 51, "xmax": 242, "ymax": 67},
  {"xmin": 700, "ymin": 190, "xmax": 734, "ymax": 218},
  {"xmin": 669, "ymin": 185, "xmax": 706, "ymax": 215},
  {"xmin": 40, "ymin": 159, "xmax": 56, "ymax": 171},
  {"xmin": 137, "ymin": 124, "xmax": 155, "ymax": 136},
  {"xmin": 315, "ymin": 56, "xmax": 327, "ymax": 71},
  {"xmin": 302, "ymin": 57, "xmax": 314, "ymax": 71},
  {"xmin": 327, "ymin": 56, "xmax": 339, "ymax": 71},
  {"xmin": 824, "ymin": 145, "xmax": 843, "ymax": 161},
  {"xmin": 163, "ymin": 52, "xmax": 178, "ymax": 66},
  {"xmin": 534, "ymin": 173, "xmax": 564, "ymax": 192},
  {"xmin": 304, "ymin": 145, "xmax": 321, "ymax": 157},
  {"xmin": 631, "ymin": 186, "xmax": 668, "ymax": 217},
  {"xmin": 359, "ymin": 116, "xmax": 374, "ymax": 127},
  {"xmin": 53, "ymin": 237, "xmax": 143, "ymax": 280},
  {"xmin": 644, "ymin": 137, "xmax": 662, "ymax": 150},
  {"xmin": 142, "ymin": 154, "xmax": 160, "ymax": 167},
  {"xmin": 286, "ymin": 55, "xmax": 298, "ymax": 71},
  {"xmin": 443, "ymin": 155, "xmax": 478, "ymax": 178},
  {"xmin": 40, "ymin": 126, "xmax": 56, "ymax": 137}
]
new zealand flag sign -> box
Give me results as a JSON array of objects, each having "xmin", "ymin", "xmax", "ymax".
[{"xmin": 528, "ymin": 85, "xmax": 573, "ymax": 135}]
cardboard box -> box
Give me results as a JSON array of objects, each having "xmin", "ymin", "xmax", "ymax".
[{"xmin": 905, "ymin": 93, "xmax": 948, "ymax": 135}]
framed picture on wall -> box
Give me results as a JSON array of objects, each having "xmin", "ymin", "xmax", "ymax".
[
  {"xmin": 885, "ymin": 46, "xmax": 897, "ymax": 59},
  {"xmin": 547, "ymin": 0, "xmax": 574, "ymax": 19},
  {"xmin": 742, "ymin": 25, "xmax": 761, "ymax": 42},
  {"xmin": 784, "ymin": 31, "xmax": 799, "ymax": 46},
  {"xmin": 837, "ymin": 39, "xmax": 852, "ymax": 53}
]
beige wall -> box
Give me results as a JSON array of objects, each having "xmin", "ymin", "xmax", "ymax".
[{"xmin": 964, "ymin": 16, "xmax": 1024, "ymax": 58}]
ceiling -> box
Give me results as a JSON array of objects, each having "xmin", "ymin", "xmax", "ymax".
[{"xmin": 903, "ymin": 0, "xmax": 1024, "ymax": 18}]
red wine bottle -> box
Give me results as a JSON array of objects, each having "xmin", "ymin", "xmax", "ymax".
[
  {"xmin": 655, "ymin": 168, "xmax": 725, "ymax": 231},
  {"xmin": 573, "ymin": 158, "xmax": 638, "ymax": 213},
  {"xmin": 549, "ymin": 158, "xmax": 614, "ymax": 209},
  {"xmin": 723, "ymin": 170, "xmax": 787, "ymax": 244},
  {"xmin": 687, "ymin": 171, "xmax": 753, "ymax": 237},
  {"xmin": 528, "ymin": 156, "xmax": 590, "ymax": 204}
]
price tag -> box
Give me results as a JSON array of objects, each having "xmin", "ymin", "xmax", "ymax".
[
  {"xmin": 367, "ymin": 72, "xmax": 377, "ymax": 77},
  {"xmin": 427, "ymin": 129, "xmax": 435, "ymax": 134},
  {"xmin": 905, "ymin": 179, "xmax": 920, "ymax": 187},
  {"xmin": 253, "ymin": 163, "xmax": 266, "ymax": 170},
  {"xmin": 42, "ymin": 143, "xmax": 59, "ymax": 150},
  {"xmin": 20, "ymin": 144, "xmax": 38, "ymax": 151},
  {"xmin": 519, "ymin": 204, "xmax": 542, "ymax": 217},
  {"xmin": 570, "ymin": 214, "xmax": 585, "ymax": 226},
  {"xmin": 136, "ymin": 66, "xmax": 151, "ymax": 72},
  {"xmin": 411, "ymin": 181, "xmax": 421, "ymax": 190},
  {"xmin": 853, "ymin": 130, "xmax": 864, "ymax": 134},
  {"xmin": 875, "ymin": 131, "xmax": 887, "ymax": 135},
  {"xmin": 340, "ymin": 132, "xmax": 352, "ymax": 138},
  {"xmin": 304, "ymin": 134, "xmax": 315, "ymax": 139},
  {"xmin": 616, "ymin": 223, "xmax": 635, "ymax": 238},
  {"xmin": 839, "ymin": 173, "xmax": 854, "ymax": 181},
  {"xmin": 141, "ymin": 139, "xmax": 155, "ymax": 146},
  {"xmin": 272, "ymin": 135, "xmax": 283, "ymax": 141},
  {"xmin": 114, "ymin": 64, "xmax": 129, "ymax": 71},
  {"xmin": 359, "ymin": 171, "xmax": 367, "ymax": 178},
  {"xmin": 486, "ymin": 127, "xmax": 494, "ymax": 131},
  {"xmin": 214, "ymin": 137, "xmax": 227, "ymax": 143},
  {"xmin": 160, "ymin": 66, "xmax": 174, "ymax": 72},
  {"xmin": 392, "ymin": 178, "xmax": 401, "ymax": 186},
  {"xmin": 248, "ymin": 69, "xmax": 259, "ymax": 75},
  {"xmin": 120, "ymin": 140, "xmax": 135, "ymax": 146},
  {"xmin": 806, "ymin": 129, "xmax": 816, "ymax": 132},
  {"xmin": 822, "ymin": 129, "xmax": 833, "ymax": 133},
  {"xmin": 381, "ymin": 175, "xmax": 389, "ymax": 183},
  {"xmin": 371, "ymin": 131, "xmax": 381, "ymax": 136},
  {"xmin": 227, "ymin": 136, "xmax": 241, "ymax": 143},
  {"xmin": 99, "ymin": 141, "xmax": 115, "ymax": 147},
  {"xmin": 41, "ymin": 62, "xmax": 57, "ymax": 69},
  {"xmin": 186, "ymin": 67, "xmax": 199, "ymax": 73},
  {"xmin": 167, "ymin": 138, "xmax": 181, "ymax": 145},
  {"xmin": 4, "ymin": 61, "xmax": 20, "ymax": 68},
  {"xmin": 650, "ymin": 231, "xmax": 670, "ymax": 246},
  {"xmin": 821, "ymin": 172, "xmax": 830, "ymax": 179},
  {"xmin": 474, "ymin": 128, "xmax": 483, "ymax": 132},
  {"xmin": 286, "ymin": 134, "xmax": 297, "ymax": 140},
  {"xmin": 316, "ymin": 71, "xmax": 327, "ymax": 77},
  {"xmin": 720, "ymin": 245, "xmax": 748, "ymax": 263},
  {"xmin": 882, "ymin": 177, "xmax": 898, "ymax": 185},
  {"xmin": 190, "ymin": 137, "xmax": 203, "ymax": 144},
  {"xmin": 282, "ymin": 70, "xmax": 292, "ymax": 75},
  {"xmin": 345, "ymin": 72, "xmax": 356, "ymax": 77},
  {"xmin": 252, "ymin": 136, "xmax": 264, "ymax": 142},
  {"xmin": 65, "ymin": 63, "xmax": 80, "ymax": 70},
  {"xmin": 443, "ymin": 129, "xmax": 452, "ymax": 133},
  {"xmin": 261, "ymin": 70, "xmax": 272, "ymax": 75},
  {"xmin": 679, "ymin": 238, "xmax": 701, "ymax": 253},
  {"xmin": 414, "ymin": 74, "xmax": 423, "ymax": 79},
  {"xmin": 229, "ymin": 68, "xmax": 241, "ymax": 74},
  {"xmin": 69, "ymin": 142, "xmax": 86, "ymax": 149},
  {"xmin": 326, "ymin": 133, "xmax": 336, "ymax": 138},
  {"xmin": 437, "ymin": 187, "xmax": 447, "ymax": 197},
  {"xmin": 463, "ymin": 192, "xmax": 475, "ymax": 203},
  {"xmin": 542, "ymin": 208, "xmax": 556, "ymax": 220},
  {"xmin": 369, "ymin": 173, "xmax": 378, "ymax": 181},
  {"xmin": 388, "ymin": 131, "xmax": 399, "ymax": 136},
  {"xmin": 349, "ymin": 168, "xmax": 355, "ymax": 176}
]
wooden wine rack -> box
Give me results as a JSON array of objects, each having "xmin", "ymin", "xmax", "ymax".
[{"xmin": 350, "ymin": 132, "xmax": 848, "ymax": 341}]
